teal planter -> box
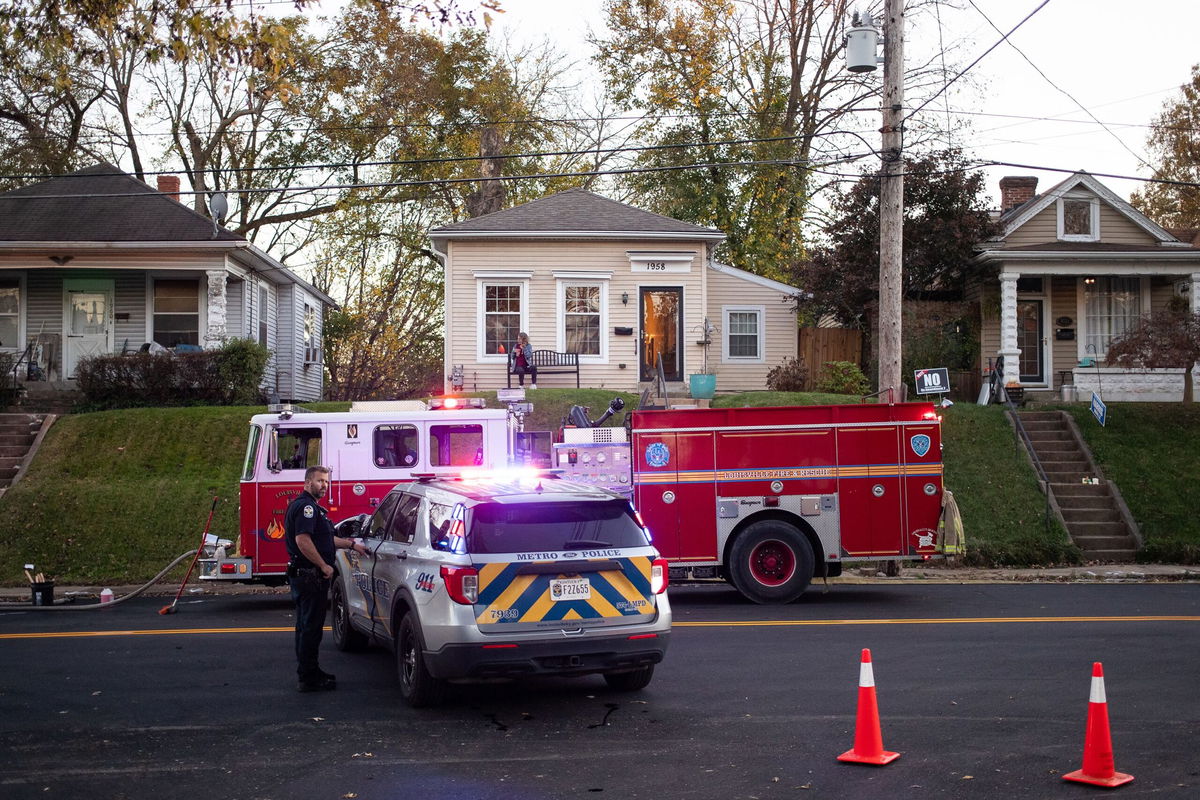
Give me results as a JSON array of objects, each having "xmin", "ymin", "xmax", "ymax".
[{"xmin": 689, "ymin": 373, "xmax": 716, "ymax": 399}]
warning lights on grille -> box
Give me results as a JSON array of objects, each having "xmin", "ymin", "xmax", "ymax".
[{"xmin": 441, "ymin": 565, "xmax": 479, "ymax": 604}]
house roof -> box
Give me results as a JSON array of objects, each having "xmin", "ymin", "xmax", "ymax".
[
  {"xmin": 0, "ymin": 164, "xmax": 336, "ymax": 306},
  {"xmin": 430, "ymin": 188, "xmax": 725, "ymax": 240},
  {"xmin": 0, "ymin": 164, "xmax": 242, "ymax": 242},
  {"xmin": 710, "ymin": 261, "xmax": 804, "ymax": 297}
]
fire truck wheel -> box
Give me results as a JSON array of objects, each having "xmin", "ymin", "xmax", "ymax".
[
  {"xmin": 729, "ymin": 521, "xmax": 814, "ymax": 604},
  {"xmin": 604, "ymin": 665, "xmax": 655, "ymax": 691},
  {"xmin": 331, "ymin": 578, "xmax": 367, "ymax": 652},
  {"xmin": 396, "ymin": 613, "xmax": 446, "ymax": 708}
]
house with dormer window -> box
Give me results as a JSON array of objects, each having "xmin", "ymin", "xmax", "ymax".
[{"xmin": 975, "ymin": 172, "xmax": 1200, "ymax": 401}]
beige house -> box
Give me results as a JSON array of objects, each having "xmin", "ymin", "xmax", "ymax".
[
  {"xmin": 976, "ymin": 172, "xmax": 1200, "ymax": 401},
  {"xmin": 430, "ymin": 189, "xmax": 800, "ymax": 395}
]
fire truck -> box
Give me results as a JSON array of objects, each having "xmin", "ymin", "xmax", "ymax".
[
  {"xmin": 553, "ymin": 400, "xmax": 946, "ymax": 603},
  {"xmin": 204, "ymin": 397, "xmax": 949, "ymax": 604}
]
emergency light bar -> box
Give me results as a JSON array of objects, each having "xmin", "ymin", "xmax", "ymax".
[
  {"xmin": 429, "ymin": 396, "xmax": 487, "ymax": 410},
  {"xmin": 411, "ymin": 468, "xmax": 564, "ymax": 483}
]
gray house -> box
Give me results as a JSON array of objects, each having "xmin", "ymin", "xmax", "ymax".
[{"xmin": 0, "ymin": 164, "xmax": 333, "ymax": 401}]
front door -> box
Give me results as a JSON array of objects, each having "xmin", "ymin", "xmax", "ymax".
[
  {"xmin": 640, "ymin": 287, "xmax": 683, "ymax": 382},
  {"xmin": 64, "ymin": 286, "xmax": 113, "ymax": 378},
  {"xmin": 1017, "ymin": 299, "xmax": 1045, "ymax": 384}
]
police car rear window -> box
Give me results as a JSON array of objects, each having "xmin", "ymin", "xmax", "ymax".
[{"xmin": 465, "ymin": 500, "xmax": 649, "ymax": 554}]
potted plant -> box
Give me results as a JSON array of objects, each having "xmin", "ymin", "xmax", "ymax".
[{"xmin": 689, "ymin": 318, "xmax": 717, "ymax": 399}]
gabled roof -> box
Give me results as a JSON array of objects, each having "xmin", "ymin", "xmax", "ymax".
[
  {"xmin": 710, "ymin": 261, "xmax": 803, "ymax": 297},
  {"xmin": 998, "ymin": 171, "xmax": 1183, "ymax": 245},
  {"xmin": 0, "ymin": 164, "xmax": 241, "ymax": 242},
  {"xmin": 430, "ymin": 188, "xmax": 725, "ymax": 240}
]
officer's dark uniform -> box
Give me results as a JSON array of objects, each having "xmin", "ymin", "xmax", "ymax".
[{"xmin": 284, "ymin": 489, "xmax": 338, "ymax": 690}]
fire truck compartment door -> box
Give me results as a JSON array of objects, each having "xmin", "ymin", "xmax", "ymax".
[
  {"xmin": 633, "ymin": 431, "xmax": 717, "ymax": 561},
  {"xmin": 902, "ymin": 422, "xmax": 944, "ymax": 554},
  {"xmin": 836, "ymin": 425, "xmax": 903, "ymax": 556}
]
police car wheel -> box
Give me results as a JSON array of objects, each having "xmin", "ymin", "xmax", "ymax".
[
  {"xmin": 396, "ymin": 613, "xmax": 445, "ymax": 708},
  {"xmin": 729, "ymin": 521, "xmax": 814, "ymax": 604},
  {"xmin": 331, "ymin": 578, "xmax": 367, "ymax": 652},
  {"xmin": 603, "ymin": 665, "xmax": 655, "ymax": 691}
]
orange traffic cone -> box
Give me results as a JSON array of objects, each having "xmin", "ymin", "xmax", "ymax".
[
  {"xmin": 1063, "ymin": 662, "xmax": 1134, "ymax": 788},
  {"xmin": 838, "ymin": 648, "xmax": 900, "ymax": 765}
]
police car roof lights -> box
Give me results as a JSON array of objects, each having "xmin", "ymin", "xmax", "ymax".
[{"xmin": 411, "ymin": 467, "xmax": 564, "ymax": 483}]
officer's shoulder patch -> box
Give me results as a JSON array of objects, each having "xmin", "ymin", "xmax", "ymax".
[{"xmin": 302, "ymin": 505, "xmax": 314, "ymax": 519}]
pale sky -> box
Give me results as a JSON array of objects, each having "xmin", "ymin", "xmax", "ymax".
[{"xmin": 492, "ymin": 0, "xmax": 1200, "ymax": 208}]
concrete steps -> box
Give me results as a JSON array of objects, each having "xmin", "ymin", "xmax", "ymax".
[
  {"xmin": 0, "ymin": 413, "xmax": 47, "ymax": 490},
  {"xmin": 1018, "ymin": 410, "xmax": 1139, "ymax": 562}
]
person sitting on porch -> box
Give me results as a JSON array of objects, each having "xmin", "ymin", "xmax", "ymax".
[{"xmin": 512, "ymin": 331, "xmax": 537, "ymax": 389}]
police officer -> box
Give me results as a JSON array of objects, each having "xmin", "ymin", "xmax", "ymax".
[{"xmin": 285, "ymin": 465, "xmax": 368, "ymax": 692}]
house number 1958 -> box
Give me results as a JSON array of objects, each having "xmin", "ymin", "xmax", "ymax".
[{"xmin": 646, "ymin": 261, "xmax": 667, "ymax": 270}]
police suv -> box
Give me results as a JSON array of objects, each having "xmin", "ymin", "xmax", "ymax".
[{"xmin": 330, "ymin": 470, "xmax": 672, "ymax": 706}]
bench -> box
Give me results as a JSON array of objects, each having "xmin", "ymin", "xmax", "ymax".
[{"xmin": 507, "ymin": 349, "xmax": 580, "ymax": 388}]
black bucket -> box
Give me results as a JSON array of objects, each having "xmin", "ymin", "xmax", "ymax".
[{"xmin": 31, "ymin": 581, "xmax": 54, "ymax": 606}]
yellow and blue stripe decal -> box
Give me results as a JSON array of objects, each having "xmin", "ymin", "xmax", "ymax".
[
  {"xmin": 633, "ymin": 464, "xmax": 943, "ymax": 485},
  {"xmin": 473, "ymin": 556, "xmax": 655, "ymax": 626}
]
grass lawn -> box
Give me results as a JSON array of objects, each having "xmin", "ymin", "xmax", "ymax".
[{"xmin": 15, "ymin": 391, "xmax": 1194, "ymax": 585}]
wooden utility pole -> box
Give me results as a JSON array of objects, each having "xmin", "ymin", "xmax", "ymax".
[{"xmin": 878, "ymin": 0, "xmax": 904, "ymax": 400}]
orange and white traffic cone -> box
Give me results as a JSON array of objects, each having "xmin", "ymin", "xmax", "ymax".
[
  {"xmin": 1063, "ymin": 662, "xmax": 1134, "ymax": 788},
  {"xmin": 838, "ymin": 648, "xmax": 900, "ymax": 765}
]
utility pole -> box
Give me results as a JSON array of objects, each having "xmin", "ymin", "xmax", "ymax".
[{"xmin": 878, "ymin": 0, "xmax": 904, "ymax": 401}]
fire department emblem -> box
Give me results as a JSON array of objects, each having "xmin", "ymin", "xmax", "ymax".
[
  {"xmin": 645, "ymin": 442, "xmax": 670, "ymax": 468},
  {"xmin": 910, "ymin": 434, "xmax": 931, "ymax": 458}
]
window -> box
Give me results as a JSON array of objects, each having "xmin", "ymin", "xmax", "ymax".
[
  {"xmin": 241, "ymin": 425, "xmax": 262, "ymax": 481},
  {"xmin": 367, "ymin": 493, "xmax": 401, "ymax": 539},
  {"xmin": 482, "ymin": 283, "xmax": 522, "ymax": 355},
  {"xmin": 373, "ymin": 424, "xmax": 419, "ymax": 468},
  {"xmin": 723, "ymin": 306, "xmax": 764, "ymax": 362},
  {"xmin": 0, "ymin": 278, "xmax": 18, "ymax": 350},
  {"xmin": 563, "ymin": 285, "xmax": 602, "ymax": 355},
  {"xmin": 153, "ymin": 279, "xmax": 199, "ymax": 347},
  {"xmin": 386, "ymin": 494, "xmax": 421, "ymax": 544},
  {"xmin": 273, "ymin": 427, "xmax": 321, "ymax": 471},
  {"xmin": 1058, "ymin": 196, "xmax": 1099, "ymax": 241},
  {"xmin": 258, "ymin": 287, "xmax": 268, "ymax": 347},
  {"xmin": 303, "ymin": 303, "xmax": 319, "ymax": 363},
  {"xmin": 466, "ymin": 499, "xmax": 649, "ymax": 554},
  {"xmin": 429, "ymin": 423, "xmax": 483, "ymax": 467},
  {"xmin": 1084, "ymin": 277, "xmax": 1141, "ymax": 358}
]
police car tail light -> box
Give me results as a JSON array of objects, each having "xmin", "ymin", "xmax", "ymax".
[
  {"xmin": 650, "ymin": 558, "xmax": 668, "ymax": 594},
  {"xmin": 440, "ymin": 566, "xmax": 479, "ymax": 604}
]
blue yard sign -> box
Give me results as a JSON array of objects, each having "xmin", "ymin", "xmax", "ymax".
[{"xmin": 1090, "ymin": 391, "xmax": 1107, "ymax": 427}]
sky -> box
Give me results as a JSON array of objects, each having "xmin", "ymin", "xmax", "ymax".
[{"xmin": 490, "ymin": 0, "xmax": 1200, "ymax": 208}]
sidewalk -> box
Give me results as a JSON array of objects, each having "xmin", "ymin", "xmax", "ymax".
[{"xmin": 2, "ymin": 564, "xmax": 1197, "ymax": 605}]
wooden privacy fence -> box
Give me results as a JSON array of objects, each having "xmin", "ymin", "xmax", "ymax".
[{"xmin": 797, "ymin": 328, "xmax": 863, "ymax": 389}]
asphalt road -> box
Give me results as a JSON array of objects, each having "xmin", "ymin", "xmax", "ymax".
[{"xmin": 1, "ymin": 582, "xmax": 1198, "ymax": 799}]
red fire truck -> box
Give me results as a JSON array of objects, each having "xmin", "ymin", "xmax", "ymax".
[
  {"xmin": 552, "ymin": 401, "xmax": 946, "ymax": 603},
  {"xmin": 206, "ymin": 398, "xmax": 949, "ymax": 604}
]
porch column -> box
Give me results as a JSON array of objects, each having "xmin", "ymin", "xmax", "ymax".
[
  {"xmin": 1190, "ymin": 272, "xmax": 1200, "ymax": 314},
  {"xmin": 205, "ymin": 270, "xmax": 228, "ymax": 349},
  {"xmin": 998, "ymin": 271, "xmax": 1022, "ymax": 386}
]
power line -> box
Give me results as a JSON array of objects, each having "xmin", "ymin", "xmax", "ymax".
[
  {"xmin": 904, "ymin": 0, "xmax": 1054, "ymax": 124},
  {"xmin": 964, "ymin": 0, "xmax": 1150, "ymax": 171}
]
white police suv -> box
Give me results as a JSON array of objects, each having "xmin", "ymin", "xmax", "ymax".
[{"xmin": 330, "ymin": 470, "xmax": 671, "ymax": 707}]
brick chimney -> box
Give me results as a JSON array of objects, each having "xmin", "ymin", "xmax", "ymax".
[
  {"xmin": 156, "ymin": 175, "xmax": 181, "ymax": 202},
  {"xmin": 998, "ymin": 176, "xmax": 1038, "ymax": 213}
]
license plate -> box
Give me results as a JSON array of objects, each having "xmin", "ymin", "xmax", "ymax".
[{"xmin": 549, "ymin": 577, "xmax": 590, "ymax": 601}]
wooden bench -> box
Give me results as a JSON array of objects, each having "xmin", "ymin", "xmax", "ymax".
[{"xmin": 507, "ymin": 349, "xmax": 580, "ymax": 388}]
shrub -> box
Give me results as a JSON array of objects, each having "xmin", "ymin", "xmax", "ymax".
[
  {"xmin": 815, "ymin": 361, "xmax": 869, "ymax": 395},
  {"xmin": 765, "ymin": 357, "xmax": 808, "ymax": 392},
  {"xmin": 76, "ymin": 340, "xmax": 271, "ymax": 408}
]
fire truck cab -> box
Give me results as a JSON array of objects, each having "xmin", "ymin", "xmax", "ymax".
[{"xmin": 201, "ymin": 403, "xmax": 514, "ymax": 584}]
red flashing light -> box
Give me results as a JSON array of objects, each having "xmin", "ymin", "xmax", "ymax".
[
  {"xmin": 763, "ymin": 496, "xmax": 780, "ymax": 507},
  {"xmin": 220, "ymin": 563, "xmax": 236, "ymax": 574},
  {"xmin": 441, "ymin": 565, "xmax": 479, "ymax": 604},
  {"xmin": 444, "ymin": 397, "xmax": 461, "ymax": 409},
  {"xmin": 922, "ymin": 410, "xmax": 938, "ymax": 420}
]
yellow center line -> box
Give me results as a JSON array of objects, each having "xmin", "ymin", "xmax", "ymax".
[
  {"xmin": 674, "ymin": 615, "xmax": 1200, "ymax": 627},
  {"xmin": 2, "ymin": 615, "xmax": 1199, "ymax": 640}
]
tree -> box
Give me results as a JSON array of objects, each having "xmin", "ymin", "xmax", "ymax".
[
  {"xmin": 1105, "ymin": 296, "xmax": 1200, "ymax": 403},
  {"xmin": 1130, "ymin": 64, "xmax": 1200, "ymax": 230},
  {"xmin": 790, "ymin": 150, "xmax": 999, "ymax": 328}
]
